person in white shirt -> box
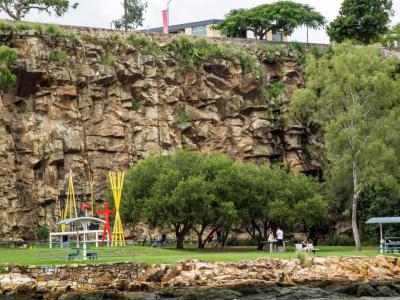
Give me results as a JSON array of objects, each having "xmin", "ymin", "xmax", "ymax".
[{"xmin": 276, "ymin": 227, "xmax": 284, "ymax": 252}]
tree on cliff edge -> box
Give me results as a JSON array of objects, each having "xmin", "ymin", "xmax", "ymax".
[
  {"xmin": 292, "ymin": 44, "xmax": 400, "ymax": 251},
  {"xmin": 328, "ymin": 0, "xmax": 393, "ymax": 44},
  {"xmin": 214, "ymin": 1, "xmax": 325, "ymax": 40},
  {"xmin": 113, "ymin": 0, "xmax": 147, "ymax": 31},
  {"xmin": 0, "ymin": 0, "xmax": 78, "ymax": 21}
]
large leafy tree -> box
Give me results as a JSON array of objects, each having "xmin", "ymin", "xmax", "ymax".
[
  {"xmin": 123, "ymin": 151, "xmax": 237, "ymax": 249},
  {"xmin": 214, "ymin": 1, "xmax": 325, "ymax": 40},
  {"xmin": 0, "ymin": 0, "xmax": 78, "ymax": 21},
  {"xmin": 215, "ymin": 163, "xmax": 326, "ymax": 249},
  {"xmin": 123, "ymin": 151, "xmax": 326, "ymax": 249},
  {"xmin": 327, "ymin": 0, "xmax": 393, "ymax": 44},
  {"xmin": 113, "ymin": 0, "xmax": 147, "ymax": 31},
  {"xmin": 292, "ymin": 44, "xmax": 400, "ymax": 251}
]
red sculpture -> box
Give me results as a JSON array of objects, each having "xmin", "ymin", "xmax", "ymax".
[{"xmin": 97, "ymin": 202, "xmax": 116, "ymax": 242}]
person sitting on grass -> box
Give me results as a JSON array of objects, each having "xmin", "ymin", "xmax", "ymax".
[
  {"xmin": 152, "ymin": 233, "xmax": 166, "ymax": 248},
  {"xmin": 140, "ymin": 230, "xmax": 148, "ymax": 246}
]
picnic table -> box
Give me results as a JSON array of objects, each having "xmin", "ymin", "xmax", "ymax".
[
  {"xmin": 67, "ymin": 247, "xmax": 98, "ymax": 260},
  {"xmin": 261, "ymin": 240, "xmax": 287, "ymax": 253}
]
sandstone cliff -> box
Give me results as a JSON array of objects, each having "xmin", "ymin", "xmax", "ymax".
[{"xmin": 0, "ymin": 28, "xmax": 321, "ymax": 240}]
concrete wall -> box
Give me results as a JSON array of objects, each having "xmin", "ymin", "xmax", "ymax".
[{"xmin": 206, "ymin": 25, "xmax": 223, "ymax": 38}]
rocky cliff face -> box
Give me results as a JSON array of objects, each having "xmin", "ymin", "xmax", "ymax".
[{"xmin": 0, "ymin": 29, "xmax": 321, "ymax": 240}]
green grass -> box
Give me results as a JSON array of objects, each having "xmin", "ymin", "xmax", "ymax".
[{"xmin": 0, "ymin": 245, "xmax": 384, "ymax": 266}]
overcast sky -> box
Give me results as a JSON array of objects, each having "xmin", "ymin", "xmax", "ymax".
[{"xmin": 1, "ymin": 0, "xmax": 400, "ymax": 43}]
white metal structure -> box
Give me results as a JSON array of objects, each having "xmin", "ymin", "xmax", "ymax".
[{"xmin": 50, "ymin": 217, "xmax": 106, "ymax": 259}]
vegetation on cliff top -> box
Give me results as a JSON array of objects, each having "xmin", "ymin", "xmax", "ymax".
[{"xmin": 214, "ymin": 1, "xmax": 325, "ymax": 40}]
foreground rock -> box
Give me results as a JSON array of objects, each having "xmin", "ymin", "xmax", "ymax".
[{"xmin": 1, "ymin": 256, "xmax": 400, "ymax": 299}]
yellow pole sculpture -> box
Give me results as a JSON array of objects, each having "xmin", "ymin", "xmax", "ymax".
[
  {"xmin": 89, "ymin": 173, "xmax": 95, "ymax": 217},
  {"xmin": 109, "ymin": 171, "xmax": 126, "ymax": 246},
  {"xmin": 63, "ymin": 170, "xmax": 78, "ymax": 230}
]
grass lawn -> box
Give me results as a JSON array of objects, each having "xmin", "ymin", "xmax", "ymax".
[{"xmin": 0, "ymin": 244, "xmax": 386, "ymax": 266}]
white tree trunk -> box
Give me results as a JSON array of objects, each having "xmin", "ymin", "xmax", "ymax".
[{"xmin": 352, "ymin": 161, "xmax": 362, "ymax": 251}]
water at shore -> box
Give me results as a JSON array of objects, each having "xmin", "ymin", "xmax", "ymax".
[{"xmin": 5, "ymin": 282, "xmax": 398, "ymax": 300}]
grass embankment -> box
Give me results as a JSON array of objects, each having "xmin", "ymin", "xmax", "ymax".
[{"xmin": 0, "ymin": 245, "xmax": 382, "ymax": 266}]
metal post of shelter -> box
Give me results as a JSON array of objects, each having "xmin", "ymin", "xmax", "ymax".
[{"xmin": 380, "ymin": 223, "xmax": 383, "ymax": 254}]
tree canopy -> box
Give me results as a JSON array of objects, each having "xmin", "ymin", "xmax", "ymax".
[
  {"xmin": 113, "ymin": 0, "xmax": 147, "ymax": 31},
  {"xmin": 292, "ymin": 44, "xmax": 400, "ymax": 251},
  {"xmin": 0, "ymin": 0, "xmax": 78, "ymax": 21},
  {"xmin": 214, "ymin": 1, "xmax": 325, "ymax": 40},
  {"xmin": 327, "ymin": 0, "xmax": 394, "ymax": 44},
  {"xmin": 122, "ymin": 151, "xmax": 327, "ymax": 249}
]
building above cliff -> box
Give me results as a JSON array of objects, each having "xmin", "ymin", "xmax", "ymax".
[{"xmin": 143, "ymin": 19, "xmax": 286, "ymax": 42}]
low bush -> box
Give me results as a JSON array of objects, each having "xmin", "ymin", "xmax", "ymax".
[
  {"xmin": 49, "ymin": 50, "xmax": 69, "ymax": 64},
  {"xmin": 132, "ymin": 100, "xmax": 143, "ymax": 112},
  {"xmin": 165, "ymin": 36, "xmax": 264, "ymax": 78},
  {"xmin": 45, "ymin": 24, "xmax": 63, "ymax": 38},
  {"xmin": 13, "ymin": 22, "xmax": 32, "ymax": 31},
  {"xmin": 108, "ymin": 33, "xmax": 122, "ymax": 44},
  {"xmin": 0, "ymin": 20, "xmax": 12, "ymax": 30},
  {"xmin": 173, "ymin": 104, "xmax": 191, "ymax": 124},
  {"xmin": 36, "ymin": 225, "xmax": 49, "ymax": 240},
  {"xmin": 126, "ymin": 34, "xmax": 160, "ymax": 55},
  {"xmin": 0, "ymin": 46, "xmax": 17, "ymax": 89},
  {"xmin": 80, "ymin": 33, "xmax": 101, "ymax": 44},
  {"xmin": 66, "ymin": 31, "xmax": 79, "ymax": 43},
  {"xmin": 101, "ymin": 52, "xmax": 116, "ymax": 66},
  {"xmin": 296, "ymin": 251, "xmax": 314, "ymax": 267},
  {"xmin": 262, "ymin": 80, "xmax": 285, "ymax": 101},
  {"xmin": 32, "ymin": 23, "xmax": 44, "ymax": 34}
]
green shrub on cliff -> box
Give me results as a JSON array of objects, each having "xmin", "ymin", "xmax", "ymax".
[
  {"xmin": 80, "ymin": 33, "xmax": 100, "ymax": 44},
  {"xmin": 101, "ymin": 52, "xmax": 116, "ymax": 66},
  {"xmin": 0, "ymin": 20, "xmax": 12, "ymax": 30},
  {"xmin": 49, "ymin": 50, "xmax": 69, "ymax": 64},
  {"xmin": 45, "ymin": 24, "xmax": 63, "ymax": 37},
  {"xmin": 262, "ymin": 80, "xmax": 285, "ymax": 101},
  {"xmin": 13, "ymin": 22, "xmax": 33, "ymax": 31},
  {"xmin": 173, "ymin": 104, "xmax": 191, "ymax": 124},
  {"xmin": 165, "ymin": 36, "xmax": 264, "ymax": 78},
  {"xmin": 126, "ymin": 34, "xmax": 160, "ymax": 55},
  {"xmin": 0, "ymin": 46, "xmax": 17, "ymax": 89}
]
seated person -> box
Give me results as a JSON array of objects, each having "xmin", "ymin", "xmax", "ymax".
[
  {"xmin": 301, "ymin": 238, "xmax": 313, "ymax": 252},
  {"xmin": 152, "ymin": 233, "xmax": 167, "ymax": 247},
  {"xmin": 267, "ymin": 228, "xmax": 275, "ymax": 241}
]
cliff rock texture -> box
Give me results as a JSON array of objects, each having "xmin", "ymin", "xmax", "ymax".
[{"xmin": 0, "ymin": 29, "xmax": 321, "ymax": 240}]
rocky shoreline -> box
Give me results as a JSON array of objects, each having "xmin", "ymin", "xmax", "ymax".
[{"xmin": 1, "ymin": 256, "xmax": 400, "ymax": 299}]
